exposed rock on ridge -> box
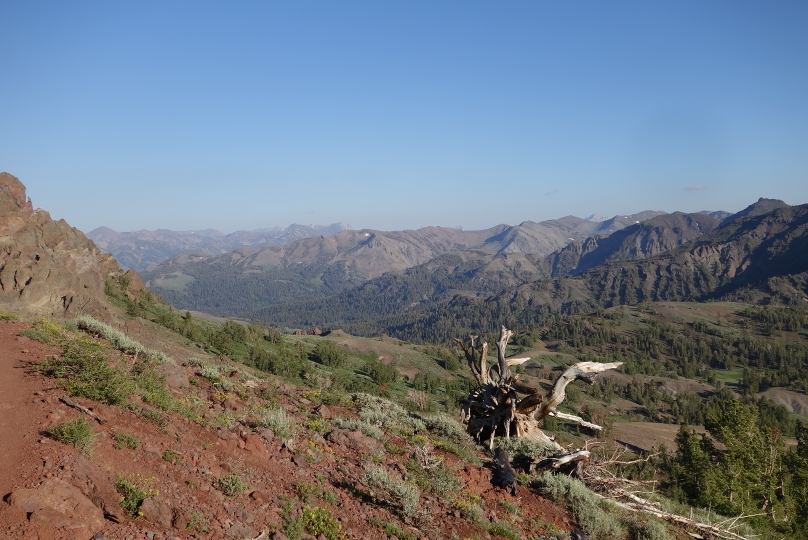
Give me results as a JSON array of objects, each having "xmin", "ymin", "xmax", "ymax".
[{"xmin": 0, "ymin": 172, "xmax": 121, "ymax": 318}]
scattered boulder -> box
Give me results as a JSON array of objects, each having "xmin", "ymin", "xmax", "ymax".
[
  {"xmin": 6, "ymin": 478, "xmax": 105, "ymax": 534},
  {"xmin": 140, "ymin": 496, "xmax": 174, "ymax": 528},
  {"xmin": 326, "ymin": 429, "xmax": 383, "ymax": 454},
  {"xmin": 240, "ymin": 431, "xmax": 268, "ymax": 454},
  {"xmin": 67, "ymin": 457, "xmax": 127, "ymax": 523},
  {"xmin": 172, "ymin": 507, "xmax": 191, "ymax": 529},
  {"xmin": 224, "ymin": 521, "xmax": 260, "ymax": 539},
  {"xmin": 313, "ymin": 404, "xmax": 332, "ymax": 419}
]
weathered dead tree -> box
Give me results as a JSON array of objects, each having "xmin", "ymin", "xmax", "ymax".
[{"xmin": 456, "ymin": 326, "xmax": 621, "ymax": 450}]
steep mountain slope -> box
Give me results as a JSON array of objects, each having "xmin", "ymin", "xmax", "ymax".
[
  {"xmin": 546, "ymin": 212, "xmax": 721, "ymax": 277},
  {"xmin": 250, "ymin": 250, "xmax": 551, "ymax": 328},
  {"xmin": 250, "ymin": 212, "xmax": 716, "ymax": 331},
  {"xmin": 87, "ymin": 222, "xmax": 352, "ymax": 270},
  {"xmin": 719, "ymin": 197, "xmax": 789, "ymax": 227},
  {"xmin": 478, "ymin": 211, "xmax": 666, "ymax": 254},
  {"xmin": 141, "ymin": 226, "xmax": 511, "ymax": 316},
  {"xmin": 585, "ymin": 202, "xmax": 808, "ymax": 307},
  {"xmin": 0, "ymin": 173, "xmax": 123, "ymax": 319}
]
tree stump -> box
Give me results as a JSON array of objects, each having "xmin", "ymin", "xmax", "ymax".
[{"xmin": 456, "ymin": 326, "xmax": 621, "ymax": 450}]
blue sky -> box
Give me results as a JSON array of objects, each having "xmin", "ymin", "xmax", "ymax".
[{"xmin": 1, "ymin": 1, "xmax": 806, "ymax": 233}]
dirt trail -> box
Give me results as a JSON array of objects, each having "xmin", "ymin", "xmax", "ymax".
[
  {"xmin": 0, "ymin": 321, "xmax": 65, "ymax": 538},
  {"xmin": 0, "ymin": 322, "xmax": 51, "ymax": 496}
]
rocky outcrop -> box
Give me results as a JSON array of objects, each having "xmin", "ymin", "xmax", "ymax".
[
  {"xmin": 5, "ymin": 478, "xmax": 106, "ymax": 534},
  {"xmin": 0, "ymin": 172, "xmax": 123, "ymax": 318}
]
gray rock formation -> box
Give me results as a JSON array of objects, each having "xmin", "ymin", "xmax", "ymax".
[{"xmin": 0, "ymin": 172, "xmax": 123, "ymax": 319}]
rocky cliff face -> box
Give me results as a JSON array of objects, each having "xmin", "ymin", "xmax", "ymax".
[{"xmin": 0, "ymin": 172, "xmax": 122, "ymax": 318}]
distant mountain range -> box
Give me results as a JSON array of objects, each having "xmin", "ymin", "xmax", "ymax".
[
  {"xmin": 249, "ymin": 210, "xmax": 732, "ymax": 330},
  {"xmin": 87, "ymin": 222, "xmax": 352, "ymax": 270},
  {"xmin": 139, "ymin": 211, "xmax": 665, "ymax": 316},
  {"xmin": 345, "ymin": 198, "xmax": 808, "ymax": 343}
]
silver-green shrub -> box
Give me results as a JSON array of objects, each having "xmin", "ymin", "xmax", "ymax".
[
  {"xmin": 255, "ymin": 405, "xmax": 291, "ymax": 438},
  {"xmin": 332, "ymin": 417, "xmax": 384, "ymax": 440},
  {"xmin": 420, "ymin": 414, "xmax": 472, "ymax": 442},
  {"xmin": 364, "ymin": 464, "xmax": 420, "ymax": 517},
  {"xmin": 352, "ymin": 393, "xmax": 425, "ymax": 433},
  {"xmin": 493, "ymin": 436, "xmax": 555, "ymax": 461},
  {"xmin": 536, "ymin": 472, "xmax": 625, "ymax": 540},
  {"xmin": 76, "ymin": 315, "xmax": 173, "ymax": 364}
]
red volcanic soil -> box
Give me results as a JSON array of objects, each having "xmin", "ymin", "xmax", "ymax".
[{"xmin": 0, "ymin": 320, "xmax": 574, "ymax": 540}]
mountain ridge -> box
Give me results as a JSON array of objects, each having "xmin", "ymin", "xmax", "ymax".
[{"xmin": 87, "ymin": 222, "xmax": 353, "ymax": 270}]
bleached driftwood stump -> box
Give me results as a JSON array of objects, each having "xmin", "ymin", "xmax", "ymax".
[{"xmin": 456, "ymin": 326, "xmax": 622, "ymax": 450}]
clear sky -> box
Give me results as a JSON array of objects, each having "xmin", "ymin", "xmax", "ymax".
[{"xmin": 1, "ymin": 1, "xmax": 806, "ymax": 234}]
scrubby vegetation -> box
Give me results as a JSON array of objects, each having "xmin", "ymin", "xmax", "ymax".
[
  {"xmin": 9, "ymin": 272, "xmax": 807, "ymax": 539},
  {"xmin": 48, "ymin": 416, "xmax": 95, "ymax": 457}
]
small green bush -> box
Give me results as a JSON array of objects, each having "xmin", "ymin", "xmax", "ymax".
[
  {"xmin": 311, "ymin": 341, "xmax": 348, "ymax": 367},
  {"xmin": 295, "ymin": 481, "xmax": 319, "ymax": 504},
  {"xmin": 116, "ymin": 475, "xmax": 157, "ymax": 516},
  {"xmin": 218, "ymin": 472, "xmax": 248, "ymax": 496},
  {"xmin": 76, "ymin": 315, "xmax": 173, "ymax": 364},
  {"xmin": 420, "ymin": 414, "xmax": 472, "ymax": 442},
  {"xmin": 113, "ymin": 431, "xmax": 139, "ymax": 450},
  {"xmin": 352, "ymin": 393, "xmax": 426, "ymax": 433},
  {"xmin": 255, "ymin": 406, "xmax": 291, "ymax": 438},
  {"xmin": 332, "ymin": 417, "xmax": 384, "ymax": 440},
  {"xmin": 163, "ymin": 449, "xmax": 182, "ymax": 464},
  {"xmin": 537, "ymin": 472, "xmax": 625, "ymax": 540},
  {"xmin": 301, "ymin": 505, "xmax": 346, "ymax": 540},
  {"xmin": 364, "ymin": 464, "xmax": 421, "ymax": 517},
  {"xmin": 633, "ymin": 519, "xmax": 674, "ymax": 540},
  {"xmin": 487, "ymin": 520, "xmax": 521, "ymax": 540},
  {"xmin": 493, "ymin": 437, "xmax": 555, "ymax": 461},
  {"xmin": 187, "ymin": 510, "xmax": 210, "ymax": 533},
  {"xmin": 19, "ymin": 318, "xmax": 65, "ymax": 344},
  {"xmin": 368, "ymin": 517, "xmax": 416, "ymax": 540},
  {"xmin": 49, "ymin": 417, "xmax": 95, "ymax": 457},
  {"xmin": 37, "ymin": 336, "xmax": 135, "ymax": 405}
]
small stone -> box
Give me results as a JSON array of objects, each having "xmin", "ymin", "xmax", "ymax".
[
  {"xmin": 140, "ymin": 496, "xmax": 173, "ymax": 529},
  {"xmin": 313, "ymin": 405, "xmax": 332, "ymax": 418},
  {"xmin": 249, "ymin": 490, "xmax": 269, "ymax": 503}
]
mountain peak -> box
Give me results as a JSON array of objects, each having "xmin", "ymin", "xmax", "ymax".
[
  {"xmin": 0, "ymin": 172, "xmax": 34, "ymax": 217},
  {"xmin": 1, "ymin": 174, "xmax": 124, "ymax": 318},
  {"xmin": 720, "ymin": 197, "xmax": 789, "ymax": 227}
]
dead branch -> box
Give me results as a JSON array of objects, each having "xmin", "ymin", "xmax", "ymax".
[
  {"xmin": 60, "ymin": 396, "xmax": 105, "ymax": 424},
  {"xmin": 574, "ymin": 444, "xmax": 759, "ymax": 540}
]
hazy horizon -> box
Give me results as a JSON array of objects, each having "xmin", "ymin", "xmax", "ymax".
[{"xmin": 2, "ymin": 2, "xmax": 806, "ymax": 234}]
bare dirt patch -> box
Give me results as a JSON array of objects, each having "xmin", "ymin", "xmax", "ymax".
[
  {"xmin": 612, "ymin": 421, "xmax": 706, "ymax": 453},
  {"xmin": 759, "ymin": 387, "xmax": 808, "ymax": 416}
]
